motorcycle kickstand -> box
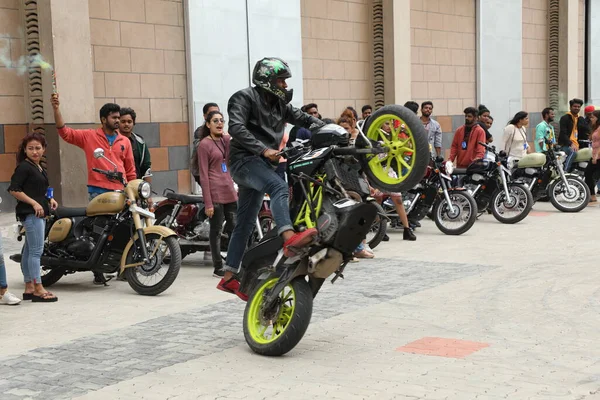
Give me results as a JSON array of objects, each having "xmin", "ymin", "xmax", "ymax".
[{"xmin": 331, "ymin": 261, "xmax": 349, "ymax": 284}]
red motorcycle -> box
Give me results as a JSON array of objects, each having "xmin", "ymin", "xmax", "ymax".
[{"xmin": 154, "ymin": 189, "xmax": 273, "ymax": 260}]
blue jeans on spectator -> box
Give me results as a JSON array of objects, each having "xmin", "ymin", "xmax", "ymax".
[
  {"xmin": 561, "ymin": 145, "xmax": 576, "ymax": 172},
  {"xmin": 224, "ymin": 156, "xmax": 293, "ymax": 273},
  {"xmin": 0, "ymin": 236, "xmax": 7, "ymax": 289},
  {"xmin": 21, "ymin": 214, "xmax": 45, "ymax": 284}
]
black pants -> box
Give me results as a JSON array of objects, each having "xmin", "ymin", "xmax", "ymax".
[
  {"xmin": 584, "ymin": 161, "xmax": 600, "ymax": 195},
  {"xmin": 209, "ymin": 202, "xmax": 237, "ymax": 269}
]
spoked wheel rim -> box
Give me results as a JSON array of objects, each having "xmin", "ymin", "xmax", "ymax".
[
  {"xmin": 364, "ymin": 114, "xmax": 418, "ymax": 186},
  {"xmin": 551, "ymin": 179, "xmax": 587, "ymax": 209},
  {"xmin": 437, "ymin": 193, "xmax": 473, "ymax": 230},
  {"xmin": 247, "ymin": 278, "xmax": 296, "ymax": 345},
  {"xmin": 130, "ymin": 237, "xmax": 171, "ymax": 287},
  {"xmin": 494, "ymin": 186, "xmax": 528, "ymax": 218}
]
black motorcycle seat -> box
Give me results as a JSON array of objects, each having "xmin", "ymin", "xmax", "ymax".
[
  {"xmin": 453, "ymin": 168, "xmax": 467, "ymax": 175},
  {"xmin": 166, "ymin": 192, "xmax": 203, "ymax": 204},
  {"xmin": 54, "ymin": 207, "xmax": 88, "ymax": 219}
]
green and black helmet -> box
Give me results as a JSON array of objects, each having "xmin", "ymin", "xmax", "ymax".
[{"xmin": 252, "ymin": 57, "xmax": 293, "ymax": 103}]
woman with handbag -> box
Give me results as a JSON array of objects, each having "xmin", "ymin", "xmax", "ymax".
[{"xmin": 503, "ymin": 111, "xmax": 532, "ymax": 167}]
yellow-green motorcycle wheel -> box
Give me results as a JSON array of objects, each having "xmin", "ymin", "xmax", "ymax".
[
  {"xmin": 359, "ymin": 104, "xmax": 430, "ymax": 193},
  {"xmin": 243, "ymin": 277, "xmax": 313, "ymax": 356}
]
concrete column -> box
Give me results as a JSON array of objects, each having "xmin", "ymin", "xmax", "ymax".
[
  {"xmin": 589, "ymin": 0, "xmax": 600, "ymax": 104},
  {"xmin": 37, "ymin": 0, "xmax": 96, "ymax": 206},
  {"xmin": 382, "ymin": 0, "xmax": 411, "ymax": 104},
  {"xmin": 557, "ymin": 0, "xmax": 580, "ymax": 109},
  {"xmin": 476, "ymin": 0, "xmax": 522, "ymax": 138}
]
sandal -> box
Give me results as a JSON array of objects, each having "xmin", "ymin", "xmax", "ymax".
[
  {"xmin": 32, "ymin": 292, "xmax": 58, "ymax": 303},
  {"xmin": 22, "ymin": 292, "xmax": 34, "ymax": 301}
]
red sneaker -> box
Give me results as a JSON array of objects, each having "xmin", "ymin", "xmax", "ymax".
[
  {"xmin": 283, "ymin": 228, "xmax": 318, "ymax": 257},
  {"xmin": 216, "ymin": 278, "xmax": 248, "ymax": 302}
]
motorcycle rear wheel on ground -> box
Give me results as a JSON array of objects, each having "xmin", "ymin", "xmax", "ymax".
[{"xmin": 243, "ymin": 276, "xmax": 313, "ymax": 356}]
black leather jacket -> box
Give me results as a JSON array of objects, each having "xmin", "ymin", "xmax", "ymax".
[{"xmin": 227, "ymin": 86, "xmax": 324, "ymax": 165}]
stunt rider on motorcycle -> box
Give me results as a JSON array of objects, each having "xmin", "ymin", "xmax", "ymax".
[{"xmin": 216, "ymin": 57, "xmax": 325, "ymax": 301}]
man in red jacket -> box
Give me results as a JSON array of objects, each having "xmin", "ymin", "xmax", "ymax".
[
  {"xmin": 51, "ymin": 94, "xmax": 137, "ymax": 200},
  {"xmin": 449, "ymin": 107, "xmax": 486, "ymax": 168},
  {"xmin": 51, "ymin": 94, "xmax": 136, "ymax": 285}
]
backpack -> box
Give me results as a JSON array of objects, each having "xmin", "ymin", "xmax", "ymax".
[{"xmin": 190, "ymin": 126, "xmax": 203, "ymax": 177}]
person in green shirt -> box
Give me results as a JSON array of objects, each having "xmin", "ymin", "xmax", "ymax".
[{"xmin": 535, "ymin": 107, "xmax": 556, "ymax": 152}]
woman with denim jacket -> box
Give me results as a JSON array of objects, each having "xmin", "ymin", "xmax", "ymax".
[{"xmin": 8, "ymin": 133, "xmax": 59, "ymax": 302}]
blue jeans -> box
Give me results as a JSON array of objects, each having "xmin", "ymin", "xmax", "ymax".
[
  {"xmin": 224, "ymin": 156, "xmax": 293, "ymax": 273},
  {"xmin": 561, "ymin": 146, "xmax": 576, "ymax": 172},
  {"xmin": 0, "ymin": 236, "xmax": 7, "ymax": 289},
  {"xmin": 21, "ymin": 214, "xmax": 45, "ymax": 284}
]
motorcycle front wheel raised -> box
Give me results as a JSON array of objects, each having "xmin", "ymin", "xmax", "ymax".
[
  {"xmin": 359, "ymin": 105, "xmax": 430, "ymax": 193},
  {"xmin": 123, "ymin": 233, "xmax": 181, "ymax": 296},
  {"xmin": 433, "ymin": 191, "xmax": 477, "ymax": 235},
  {"xmin": 243, "ymin": 276, "xmax": 313, "ymax": 356},
  {"xmin": 491, "ymin": 183, "xmax": 534, "ymax": 224}
]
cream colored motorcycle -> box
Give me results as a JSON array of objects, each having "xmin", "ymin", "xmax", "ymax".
[{"xmin": 10, "ymin": 148, "xmax": 181, "ymax": 295}]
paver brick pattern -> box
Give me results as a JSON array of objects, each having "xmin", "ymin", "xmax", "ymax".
[{"xmin": 0, "ymin": 259, "xmax": 493, "ymax": 399}]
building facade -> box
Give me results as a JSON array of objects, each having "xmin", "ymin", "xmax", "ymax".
[{"xmin": 0, "ymin": 0, "xmax": 596, "ymax": 211}]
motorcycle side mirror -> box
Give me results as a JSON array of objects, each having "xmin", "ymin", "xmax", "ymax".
[
  {"xmin": 499, "ymin": 150, "xmax": 507, "ymax": 158},
  {"xmin": 93, "ymin": 148, "xmax": 105, "ymax": 159},
  {"xmin": 435, "ymin": 156, "xmax": 444, "ymax": 163}
]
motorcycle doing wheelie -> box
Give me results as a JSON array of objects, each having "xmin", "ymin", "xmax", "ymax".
[
  {"xmin": 10, "ymin": 148, "xmax": 182, "ymax": 296},
  {"xmin": 239, "ymin": 105, "xmax": 429, "ymax": 356},
  {"xmin": 383, "ymin": 154, "xmax": 478, "ymax": 235},
  {"xmin": 453, "ymin": 142, "xmax": 534, "ymax": 224},
  {"xmin": 513, "ymin": 139, "xmax": 590, "ymax": 212}
]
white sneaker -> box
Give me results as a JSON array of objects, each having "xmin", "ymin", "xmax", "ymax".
[{"xmin": 0, "ymin": 291, "xmax": 21, "ymax": 305}]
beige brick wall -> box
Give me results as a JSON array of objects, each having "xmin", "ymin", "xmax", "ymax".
[
  {"xmin": 300, "ymin": 0, "xmax": 372, "ymax": 120},
  {"xmin": 410, "ymin": 0, "xmax": 476, "ymax": 116},
  {"xmin": 578, "ymin": 0, "xmax": 585, "ymax": 99},
  {"xmin": 0, "ymin": 2, "xmax": 26, "ymax": 124},
  {"xmin": 89, "ymin": 0, "xmax": 187, "ymax": 123},
  {"xmin": 522, "ymin": 0, "xmax": 548, "ymax": 113}
]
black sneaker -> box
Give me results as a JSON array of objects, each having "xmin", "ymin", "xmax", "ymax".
[
  {"xmin": 403, "ymin": 227, "xmax": 417, "ymax": 241},
  {"xmin": 213, "ymin": 268, "xmax": 225, "ymax": 278}
]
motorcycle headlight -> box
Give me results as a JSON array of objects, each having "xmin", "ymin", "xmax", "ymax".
[
  {"xmin": 138, "ymin": 181, "xmax": 151, "ymax": 199},
  {"xmin": 445, "ymin": 161, "xmax": 454, "ymax": 175}
]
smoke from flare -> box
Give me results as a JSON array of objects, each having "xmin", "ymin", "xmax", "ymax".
[{"xmin": 0, "ymin": 44, "xmax": 53, "ymax": 75}]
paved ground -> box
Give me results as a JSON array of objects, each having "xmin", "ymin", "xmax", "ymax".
[{"xmin": 1, "ymin": 202, "xmax": 600, "ymax": 400}]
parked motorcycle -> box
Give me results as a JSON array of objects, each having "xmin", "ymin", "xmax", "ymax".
[
  {"xmin": 154, "ymin": 190, "xmax": 272, "ymax": 260},
  {"xmin": 453, "ymin": 142, "xmax": 534, "ymax": 224},
  {"xmin": 383, "ymin": 155, "xmax": 478, "ymax": 235},
  {"xmin": 239, "ymin": 105, "xmax": 429, "ymax": 356},
  {"xmin": 513, "ymin": 140, "xmax": 590, "ymax": 212},
  {"xmin": 10, "ymin": 148, "xmax": 181, "ymax": 296},
  {"xmin": 566, "ymin": 140, "xmax": 592, "ymax": 178}
]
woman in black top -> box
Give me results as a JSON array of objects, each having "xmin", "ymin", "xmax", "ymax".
[{"xmin": 8, "ymin": 133, "xmax": 58, "ymax": 302}]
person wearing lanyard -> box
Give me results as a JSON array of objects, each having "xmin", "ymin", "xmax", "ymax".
[
  {"xmin": 503, "ymin": 111, "xmax": 532, "ymax": 167},
  {"xmin": 197, "ymin": 111, "xmax": 238, "ymax": 278}
]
